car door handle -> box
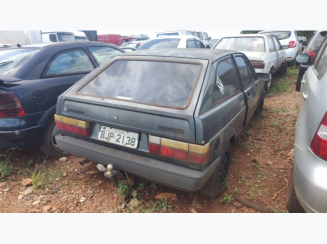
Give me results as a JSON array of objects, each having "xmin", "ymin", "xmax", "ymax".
[
  {"xmin": 301, "ymin": 80, "xmax": 306, "ymax": 85},
  {"xmin": 302, "ymin": 92, "xmax": 308, "ymax": 100}
]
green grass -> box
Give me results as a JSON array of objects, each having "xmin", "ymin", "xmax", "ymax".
[
  {"xmin": 271, "ymin": 81, "xmax": 290, "ymax": 93},
  {"xmin": 276, "ymin": 107, "xmax": 287, "ymax": 114},
  {"xmin": 220, "ymin": 193, "xmax": 233, "ymax": 205}
]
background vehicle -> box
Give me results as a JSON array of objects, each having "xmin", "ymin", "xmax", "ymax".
[
  {"xmin": 0, "ymin": 42, "xmax": 124, "ymax": 158},
  {"xmin": 259, "ymin": 30, "xmax": 299, "ymax": 66},
  {"xmin": 156, "ymin": 30, "xmax": 196, "ymax": 37},
  {"xmin": 131, "ymin": 34, "xmax": 149, "ymax": 41},
  {"xmin": 74, "ymin": 31, "xmax": 89, "ymax": 42},
  {"xmin": 137, "ymin": 36, "xmax": 207, "ymax": 50},
  {"xmin": 98, "ymin": 34, "xmax": 121, "ymax": 46},
  {"xmin": 54, "ymin": 49, "xmax": 266, "ymax": 197},
  {"xmin": 213, "ymin": 34, "xmax": 287, "ymax": 91},
  {"xmin": 120, "ymin": 41, "xmax": 146, "ymax": 51},
  {"xmin": 42, "ymin": 31, "xmax": 76, "ymax": 43},
  {"xmin": 298, "ymin": 36, "xmax": 307, "ymax": 52},
  {"xmin": 196, "ymin": 31, "xmax": 211, "ymax": 45},
  {"xmin": 206, "ymin": 39, "xmax": 219, "ymax": 48},
  {"xmin": 296, "ymin": 31, "xmax": 327, "ymax": 91},
  {"xmin": 287, "ymin": 36, "xmax": 327, "ymax": 213}
]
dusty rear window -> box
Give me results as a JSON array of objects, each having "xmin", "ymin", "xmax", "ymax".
[
  {"xmin": 215, "ymin": 37, "xmax": 265, "ymax": 52},
  {"xmin": 77, "ymin": 60, "xmax": 201, "ymax": 109}
]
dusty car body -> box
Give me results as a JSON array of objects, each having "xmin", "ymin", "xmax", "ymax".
[
  {"xmin": 54, "ymin": 49, "xmax": 266, "ymax": 196},
  {"xmin": 287, "ymin": 36, "xmax": 327, "ymax": 213},
  {"xmin": 213, "ymin": 34, "xmax": 287, "ymax": 91}
]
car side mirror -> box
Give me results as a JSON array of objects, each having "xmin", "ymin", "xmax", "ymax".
[
  {"xmin": 206, "ymin": 44, "xmax": 211, "ymax": 48},
  {"xmin": 256, "ymin": 73, "xmax": 269, "ymax": 82},
  {"xmin": 49, "ymin": 34, "xmax": 57, "ymax": 42},
  {"xmin": 208, "ymin": 37, "xmax": 211, "ymax": 40},
  {"xmin": 296, "ymin": 54, "xmax": 310, "ymax": 65}
]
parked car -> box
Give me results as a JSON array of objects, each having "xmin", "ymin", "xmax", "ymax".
[
  {"xmin": 120, "ymin": 41, "xmax": 146, "ymax": 51},
  {"xmin": 131, "ymin": 34, "xmax": 149, "ymax": 41},
  {"xmin": 137, "ymin": 36, "xmax": 207, "ymax": 50},
  {"xmin": 206, "ymin": 39, "xmax": 219, "ymax": 48},
  {"xmin": 0, "ymin": 44, "xmax": 12, "ymax": 48},
  {"xmin": 298, "ymin": 36, "xmax": 307, "ymax": 53},
  {"xmin": 213, "ymin": 34, "xmax": 287, "ymax": 91},
  {"xmin": 287, "ymin": 35, "xmax": 327, "ymax": 212},
  {"xmin": 259, "ymin": 30, "xmax": 299, "ymax": 65},
  {"xmin": 54, "ymin": 49, "xmax": 267, "ymax": 197},
  {"xmin": 0, "ymin": 42, "xmax": 124, "ymax": 157},
  {"xmin": 98, "ymin": 34, "xmax": 121, "ymax": 46},
  {"xmin": 74, "ymin": 31, "xmax": 89, "ymax": 42},
  {"xmin": 295, "ymin": 31, "xmax": 327, "ymax": 91},
  {"xmin": 156, "ymin": 30, "xmax": 196, "ymax": 37},
  {"xmin": 42, "ymin": 31, "xmax": 76, "ymax": 43},
  {"xmin": 195, "ymin": 31, "xmax": 211, "ymax": 45}
]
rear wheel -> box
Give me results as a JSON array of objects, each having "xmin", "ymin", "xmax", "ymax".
[
  {"xmin": 264, "ymin": 72, "xmax": 272, "ymax": 93},
  {"xmin": 277, "ymin": 60, "xmax": 288, "ymax": 76},
  {"xmin": 39, "ymin": 117, "xmax": 70, "ymax": 158},
  {"xmin": 200, "ymin": 143, "xmax": 231, "ymax": 197},
  {"xmin": 286, "ymin": 176, "xmax": 305, "ymax": 213},
  {"xmin": 254, "ymin": 92, "xmax": 264, "ymax": 116}
]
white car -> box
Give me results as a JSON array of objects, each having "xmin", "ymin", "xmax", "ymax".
[
  {"xmin": 137, "ymin": 36, "xmax": 207, "ymax": 50},
  {"xmin": 156, "ymin": 30, "xmax": 196, "ymax": 37},
  {"xmin": 213, "ymin": 34, "xmax": 287, "ymax": 91},
  {"xmin": 259, "ymin": 30, "xmax": 300, "ymax": 65},
  {"xmin": 196, "ymin": 31, "xmax": 211, "ymax": 45}
]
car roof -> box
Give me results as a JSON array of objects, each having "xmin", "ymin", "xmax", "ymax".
[
  {"xmin": 119, "ymin": 48, "xmax": 240, "ymax": 62},
  {"xmin": 221, "ymin": 34, "xmax": 269, "ymax": 38}
]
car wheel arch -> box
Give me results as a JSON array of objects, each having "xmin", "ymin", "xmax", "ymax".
[{"xmin": 37, "ymin": 105, "xmax": 56, "ymax": 126}]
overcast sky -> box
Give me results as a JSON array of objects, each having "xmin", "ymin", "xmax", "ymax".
[{"xmin": 97, "ymin": 30, "xmax": 242, "ymax": 39}]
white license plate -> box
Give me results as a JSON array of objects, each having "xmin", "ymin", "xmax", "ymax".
[{"xmin": 98, "ymin": 126, "xmax": 139, "ymax": 149}]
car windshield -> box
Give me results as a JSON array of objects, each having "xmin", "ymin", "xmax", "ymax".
[
  {"xmin": 137, "ymin": 39, "xmax": 180, "ymax": 50},
  {"xmin": 215, "ymin": 37, "xmax": 265, "ymax": 52},
  {"xmin": 0, "ymin": 49, "xmax": 39, "ymax": 75},
  {"xmin": 121, "ymin": 43, "xmax": 138, "ymax": 49},
  {"xmin": 77, "ymin": 60, "xmax": 201, "ymax": 109},
  {"xmin": 309, "ymin": 31, "xmax": 327, "ymax": 53},
  {"xmin": 259, "ymin": 31, "xmax": 291, "ymax": 40}
]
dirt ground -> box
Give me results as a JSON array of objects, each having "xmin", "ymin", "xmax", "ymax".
[{"xmin": 0, "ymin": 68, "xmax": 299, "ymax": 213}]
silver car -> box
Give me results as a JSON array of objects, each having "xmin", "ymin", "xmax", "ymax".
[{"xmin": 287, "ymin": 35, "xmax": 327, "ymax": 212}]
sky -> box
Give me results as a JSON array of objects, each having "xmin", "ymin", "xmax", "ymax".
[{"xmin": 97, "ymin": 30, "xmax": 242, "ymax": 39}]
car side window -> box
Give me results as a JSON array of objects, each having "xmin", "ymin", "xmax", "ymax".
[
  {"xmin": 272, "ymin": 37, "xmax": 281, "ymax": 51},
  {"xmin": 203, "ymin": 33, "xmax": 209, "ymax": 40},
  {"xmin": 315, "ymin": 44, "xmax": 327, "ymax": 80},
  {"xmin": 187, "ymin": 39, "xmax": 196, "ymax": 48},
  {"xmin": 212, "ymin": 57, "xmax": 241, "ymax": 103},
  {"xmin": 88, "ymin": 46, "xmax": 123, "ymax": 65},
  {"xmin": 195, "ymin": 40, "xmax": 205, "ymax": 48},
  {"xmin": 267, "ymin": 37, "xmax": 276, "ymax": 52},
  {"xmin": 44, "ymin": 49, "xmax": 94, "ymax": 78},
  {"xmin": 234, "ymin": 56, "xmax": 252, "ymax": 88}
]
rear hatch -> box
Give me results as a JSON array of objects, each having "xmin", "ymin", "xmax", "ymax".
[{"xmin": 57, "ymin": 56, "xmax": 208, "ymax": 166}]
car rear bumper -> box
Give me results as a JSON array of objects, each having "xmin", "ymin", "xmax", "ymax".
[
  {"xmin": 293, "ymin": 144, "xmax": 327, "ymax": 213},
  {"xmin": 0, "ymin": 125, "xmax": 44, "ymax": 148},
  {"xmin": 55, "ymin": 135, "xmax": 220, "ymax": 191}
]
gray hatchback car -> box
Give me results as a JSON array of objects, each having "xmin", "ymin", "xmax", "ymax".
[
  {"xmin": 287, "ymin": 36, "xmax": 327, "ymax": 212},
  {"xmin": 54, "ymin": 49, "xmax": 266, "ymax": 197}
]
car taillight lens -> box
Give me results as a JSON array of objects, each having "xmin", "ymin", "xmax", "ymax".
[
  {"xmin": 306, "ymin": 49, "xmax": 316, "ymax": 63},
  {"xmin": 149, "ymin": 135, "xmax": 210, "ymax": 164},
  {"xmin": 54, "ymin": 115, "xmax": 90, "ymax": 137},
  {"xmin": 288, "ymin": 41, "xmax": 297, "ymax": 48},
  {"xmin": 0, "ymin": 90, "xmax": 27, "ymax": 118},
  {"xmin": 310, "ymin": 112, "xmax": 327, "ymax": 161},
  {"xmin": 250, "ymin": 60, "xmax": 265, "ymax": 69}
]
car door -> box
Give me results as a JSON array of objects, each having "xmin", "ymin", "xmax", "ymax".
[
  {"xmin": 234, "ymin": 54, "xmax": 260, "ymax": 126},
  {"xmin": 35, "ymin": 48, "xmax": 96, "ymax": 111},
  {"xmin": 267, "ymin": 36, "xmax": 279, "ymax": 73},
  {"xmin": 272, "ymin": 36, "xmax": 284, "ymax": 69},
  {"xmin": 87, "ymin": 46, "xmax": 124, "ymax": 66}
]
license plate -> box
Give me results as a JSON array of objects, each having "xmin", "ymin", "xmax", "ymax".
[{"xmin": 98, "ymin": 126, "xmax": 139, "ymax": 149}]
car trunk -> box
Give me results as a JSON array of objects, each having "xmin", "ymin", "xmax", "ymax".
[
  {"xmin": 56, "ymin": 56, "xmax": 209, "ymax": 169},
  {"xmin": 240, "ymin": 51, "xmax": 265, "ymax": 61}
]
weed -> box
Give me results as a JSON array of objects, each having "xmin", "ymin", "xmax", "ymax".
[
  {"xmin": 253, "ymin": 187, "xmax": 257, "ymax": 199},
  {"xmin": 283, "ymin": 141, "xmax": 290, "ymax": 148},
  {"xmin": 244, "ymin": 129, "xmax": 253, "ymax": 136},
  {"xmin": 233, "ymin": 187, "xmax": 239, "ymax": 194},
  {"xmin": 0, "ymin": 162, "xmax": 13, "ymax": 181},
  {"xmin": 211, "ymin": 197, "xmax": 214, "ymax": 203},
  {"xmin": 26, "ymin": 159, "xmax": 34, "ymax": 168},
  {"xmin": 271, "ymin": 81, "xmax": 290, "ymax": 93},
  {"xmin": 273, "ymin": 146, "xmax": 280, "ymax": 153},
  {"xmin": 26, "ymin": 168, "xmax": 41, "ymax": 190},
  {"xmin": 264, "ymin": 189, "xmax": 269, "ymax": 195},
  {"xmin": 203, "ymin": 200, "xmax": 208, "ymax": 208},
  {"xmin": 117, "ymin": 181, "xmax": 133, "ymax": 196},
  {"xmin": 138, "ymin": 180, "xmax": 148, "ymax": 190},
  {"xmin": 220, "ymin": 193, "xmax": 233, "ymax": 205},
  {"xmin": 155, "ymin": 196, "xmax": 169, "ymax": 212},
  {"xmin": 272, "ymin": 206, "xmax": 278, "ymax": 213},
  {"xmin": 40, "ymin": 167, "xmax": 64, "ymax": 187},
  {"xmin": 276, "ymin": 107, "xmax": 287, "ymax": 114}
]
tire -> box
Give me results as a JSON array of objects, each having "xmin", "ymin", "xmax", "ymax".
[
  {"xmin": 277, "ymin": 60, "xmax": 288, "ymax": 77},
  {"xmin": 286, "ymin": 176, "xmax": 305, "ymax": 213},
  {"xmin": 39, "ymin": 117, "xmax": 70, "ymax": 158},
  {"xmin": 200, "ymin": 142, "xmax": 231, "ymax": 197},
  {"xmin": 254, "ymin": 92, "xmax": 264, "ymax": 116},
  {"xmin": 264, "ymin": 72, "xmax": 272, "ymax": 93}
]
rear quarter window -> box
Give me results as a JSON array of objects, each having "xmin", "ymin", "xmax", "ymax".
[{"xmin": 77, "ymin": 60, "xmax": 202, "ymax": 109}]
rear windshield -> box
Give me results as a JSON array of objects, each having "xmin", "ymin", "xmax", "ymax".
[
  {"xmin": 260, "ymin": 31, "xmax": 291, "ymax": 40},
  {"xmin": 0, "ymin": 49, "xmax": 39, "ymax": 75},
  {"xmin": 157, "ymin": 32, "xmax": 179, "ymax": 37},
  {"xmin": 78, "ymin": 60, "xmax": 201, "ymax": 109},
  {"xmin": 138, "ymin": 39, "xmax": 180, "ymax": 50},
  {"xmin": 215, "ymin": 37, "xmax": 265, "ymax": 52}
]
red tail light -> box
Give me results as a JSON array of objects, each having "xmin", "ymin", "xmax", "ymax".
[
  {"xmin": 306, "ymin": 49, "xmax": 316, "ymax": 63},
  {"xmin": 0, "ymin": 90, "xmax": 27, "ymax": 118},
  {"xmin": 149, "ymin": 135, "xmax": 210, "ymax": 165},
  {"xmin": 250, "ymin": 60, "xmax": 265, "ymax": 69},
  {"xmin": 288, "ymin": 41, "xmax": 297, "ymax": 48},
  {"xmin": 54, "ymin": 115, "xmax": 90, "ymax": 137},
  {"xmin": 310, "ymin": 112, "xmax": 327, "ymax": 161}
]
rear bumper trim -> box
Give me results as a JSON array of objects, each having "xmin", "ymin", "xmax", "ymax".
[{"xmin": 55, "ymin": 135, "xmax": 220, "ymax": 191}]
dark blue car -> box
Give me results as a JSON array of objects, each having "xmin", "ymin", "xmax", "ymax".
[{"xmin": 0, "ymin": 41, "xmax": 124, "ymax": 157}]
